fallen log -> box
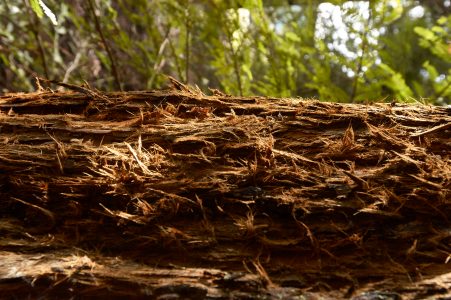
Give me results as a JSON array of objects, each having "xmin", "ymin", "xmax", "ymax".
[{"xmin": 0, "ymin": 88, "xmax": 450, "ymax": 299}]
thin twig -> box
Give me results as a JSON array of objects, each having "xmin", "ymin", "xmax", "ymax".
[
  {"xmin": 184, "ymin": 0, "xmax": 191, "ymax": 84},
  {"xmin": 224, "ymin": 14, "xmax": 243, "ymax": 96},
  {"xmin": 87, "ymin": 0, "xmax": 122, "ymax": 91},
  {"xmin": 168, "ymin": 38, "xmax": 184, "ymax": 82},
  {"xmin": 11, "ymin": 197, "xmax": 55, "ymax": 228},
  {"xmin": 257, "ymin": 7, "xmax": 282, "ymax": 95},
  {"xmin": 349, "ymin": 8, "xmax": 372, "ymax": 103},
  {"xmin": 63, "ymin": 50, "xmax": 83, "ymax": 83},
  {"xmin": 148, "ymin": 27, "xmax": 171, "ymax": 88},
  {"xmin": 23, "ymin": 0, "xmax": 49, "ymax": 79},
  {"xmin": 410, "ymin": 122, "xmax": 451, "ymax": 137},
  {"xmin": 38, "ymin": 77, "xmax": 111, "ymax": 103}
]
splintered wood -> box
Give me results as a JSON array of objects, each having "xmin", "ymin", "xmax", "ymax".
[{"xmin": 0, "ymin": 89, "xmax": 450, "ymax": 299}]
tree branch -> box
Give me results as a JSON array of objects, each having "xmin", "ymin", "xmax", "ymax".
[{"xmin": 87, "ymin": 0, "xmax": 122, "ymax": 91}]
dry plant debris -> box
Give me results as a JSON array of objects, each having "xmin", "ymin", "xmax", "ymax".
[{"xmin": 0, "ymin": 87, "xmax": 450, "ymax": 299}]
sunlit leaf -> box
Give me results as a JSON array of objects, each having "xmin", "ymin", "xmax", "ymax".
[
  {"xmin": 39, "ymin": 0, "xmax": 57, "ymax": 25},
  {"xmin": 285, "ymin": 31, "xmax": 301, "ymax": 43},
  {"xmin": 414, "ymin": 27, "xmax": 435, "ymax": 41},
  {"xmin": 29, "ymin": 0, "xmax": 43, "ymax": 18}
]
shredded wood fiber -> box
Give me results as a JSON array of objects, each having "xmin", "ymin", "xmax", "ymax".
[{"xmin": 0, "ymin": 88, "xmax": 450, "ymax": 299}]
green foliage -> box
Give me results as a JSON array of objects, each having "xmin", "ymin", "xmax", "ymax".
[
  {"xmin": 29, "ymin": 0, "xmax": 57, "ymax": 25},
  {"xmin": 412, "ymin": 15, "xmax": 451, "ymax": 104},
  {"xmin": 0, "ymin": 0, "xmax": 449, "ymax": 104},
  {"xmin": 29, "ymin": 0, "xmax": 43, "ymax": 18},
  {"xmin": 415, "ymin": 16, "xmax": 450, "ymax": 61}
]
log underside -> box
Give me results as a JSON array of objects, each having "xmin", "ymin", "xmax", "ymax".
[{"xmin": 0, "ymin": 88, "xmax": 450, "ymax": 299}]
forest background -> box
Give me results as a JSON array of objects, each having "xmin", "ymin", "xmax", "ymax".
[{"xmin": 0, "ymin": 0, "xmax": 449, "ymax": 104}]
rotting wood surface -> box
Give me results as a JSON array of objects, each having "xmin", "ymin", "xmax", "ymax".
[{"xmin": 0, "ymin": 88, "xmax": 450, "ymax": 299}]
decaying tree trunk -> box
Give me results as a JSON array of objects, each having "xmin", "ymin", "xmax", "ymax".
[{"xmin": 0, "ymin": 86, "xmax": 450, "ymax": 299}]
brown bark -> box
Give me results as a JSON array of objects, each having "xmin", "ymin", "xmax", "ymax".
[{"xmin": 0, "ymin": 88, "xmax": 450, "ymax": 299}]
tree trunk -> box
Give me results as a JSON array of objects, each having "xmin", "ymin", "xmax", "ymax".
[{"xmin": 0, "ymin": 87, "xmax": 450, "ymax": 299}]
